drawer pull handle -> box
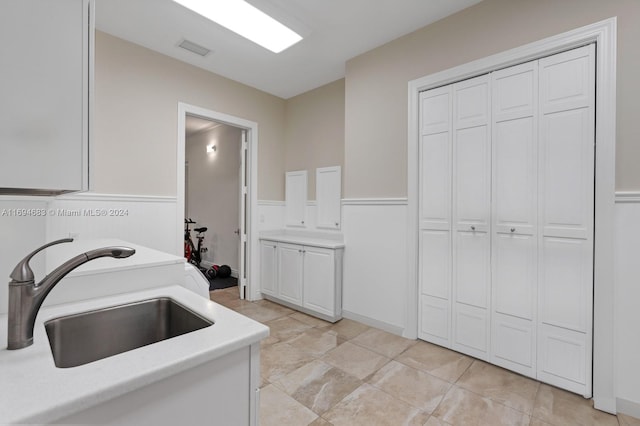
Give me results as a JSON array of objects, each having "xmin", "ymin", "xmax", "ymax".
[
  {"xmin": 510, "ymin": 227, "xmax": 516, "ymax": 233},
  {"xmin": 471, "ymin": 226, "xmax": 476, "ymax": 231}
]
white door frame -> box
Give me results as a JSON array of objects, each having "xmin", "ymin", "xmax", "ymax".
[
  {"xmin": 177, "ymin": 102, "xmax": 260, "ymax": 300},
  {"xmin": 407, "ymin": 18, "xmax": 617, "ymax": 412}
]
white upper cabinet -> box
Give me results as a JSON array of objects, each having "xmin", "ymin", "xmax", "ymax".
[
  {"xmin": 316, "ymin": 166, "xmax": 341, "ymax": 230},
  {"xmin": 285, "ymin": 170, "xmax": 307, "ymax": 227},
  {"xmin": 0, "ymin": 0, "xmax": 93, "ymax": 194}
]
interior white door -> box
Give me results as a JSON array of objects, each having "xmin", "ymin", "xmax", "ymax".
[
  {"xmin": 238, "ymin": 130, "xmax": 248, "ymax": 299},
  {"xmin": 536, "ymin": 44, "xmax": 595, "ymax": 395},
  {"xmin": 490, "ymin": 60, "xmax": 538, "ymax": 378},
  {"xmin": 418, "ymin": 85, "xmax": 452, "ymax": 347},
  {"xmin": 451, "ymin": 74, "xmax": 491, "ymax": 360},
  {"xmin": 277, "ymin": 243, "xmax": 303, "ymax": 305}
]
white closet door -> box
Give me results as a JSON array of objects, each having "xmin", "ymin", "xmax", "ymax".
[
  {"xmin": 491, "ymin": 61, "xmax": 538, "ymax": 378},
  {"xmin": 537, "ymin": 44, "xmax": 594, "ymax": 396},
  {"xmin": 452, "ymin": 75, "xmax": 491, "ymax": 359},
  {"xmin": 418, "ymin": 85, "xmax": 452, "ymax": 346}
]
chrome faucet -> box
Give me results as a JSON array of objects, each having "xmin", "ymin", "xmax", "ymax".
[{"xmin": 7, "ymin": 238, "xmax": 135, "ymax": 350}]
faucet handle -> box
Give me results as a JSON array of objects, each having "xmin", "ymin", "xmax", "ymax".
[{"xmin": 10, "ymin": 238, "xmax": 74, "ymax": 283}]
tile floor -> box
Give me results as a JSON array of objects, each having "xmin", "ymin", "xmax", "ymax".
[{"xmin": 210, "ymin": 287, "xmax": 640, "ymax": 426}]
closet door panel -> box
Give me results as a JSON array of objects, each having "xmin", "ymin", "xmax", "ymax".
[
  {"xmin": 493, "ymin": 118, "xmax": 536, "ymax": 234},
  {"xmin": 538, "ymin": 324, "xmax": 587, "ymax": 392},
  {"xmin": 540, "ymin": 45, "xmax": 594, "ymax": 114},
  {"xmin": 492, "ymin": 313, "xmax": 535, "ymax": 376},
  {"xmin": 420, "ymin": 132, "xmax": 451, "ymax": 229},
  {"xmin": 493, "ymin": 233, "xmax": 536, "ymax": 320},
  {"xmin": 421, "ymin": 87, "xmax": 451, "ymax": 135},
  {"xmin": 420, "ymin": 295, "xmax": 450, "ymax": 345},
  {"xmin": 454, "ymin": 303, "xmax": 488, "ymax": 356},
  {"xmin": 539, "ymin": 238, "xmax": 590, "ymax": 332},
  {"xmin": 455, "ymin": 77, "xmax": 490, "ymax": 129},
  {"xmin": 455, "ymin": 231, "xmax": 489, "ymax": 308},
  {"xmin": 455, "ymin": 126, "xmax": 490, "ymax": 228},
  {"xmin": 540, "ymin": 108, "xmax": 593, "ymax": 239},
  {"xmin": 537, "ymin": 45, "xmax": 594, "ymax": 396},
  {"xmin": 420, "ymin": 230, "xmax": 451, "ymax": 299},
  {"xmin": 493, "ymin": 62, "xmax": 536, "ymax": 122}
]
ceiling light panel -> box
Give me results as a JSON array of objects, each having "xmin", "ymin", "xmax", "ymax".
[{"xmin": 173, "ymin": 0, "xmax": 303, "ymax": 53}]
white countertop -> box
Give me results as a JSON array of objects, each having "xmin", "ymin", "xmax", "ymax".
[
  {"xmin": 45, "ymin": 238, "xmax": 184, "ymax": 276},
  {"xmin": 259, "ymin": 230, "xmax": 345, "ymax": 249},
  {"xmin": 0, "ymin": 285, "xmax": 269, "ymax": 424}
]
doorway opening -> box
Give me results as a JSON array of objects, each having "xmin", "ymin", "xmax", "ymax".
[{"xmin": 177, "ymin": 103, "xmax": 259, "ymax": 301}]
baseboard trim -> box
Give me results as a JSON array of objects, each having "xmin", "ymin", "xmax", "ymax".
[
  {"xmin": 341, "ymin": 310, "xmax": 405, "ymax": 337},
  {"xmin": 616, "ymin": 397, "xmax": 640, "ymax": 418}
]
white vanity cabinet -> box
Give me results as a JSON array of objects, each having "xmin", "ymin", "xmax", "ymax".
[
  {"xmin": 0, "ymin": 0, "xmax": 93, "ymax": 194},
  {"xmin": 259, "ymin": 235, "xmax": 344, "ymax": 322}
]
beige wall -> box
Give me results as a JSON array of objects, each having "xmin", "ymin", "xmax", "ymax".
[
  {"xmin": 344, "ymin": 0, "xmax": 640, "ymax": 198},
  {"xmin": 284, "ymin": 79, "xmax": 345, "ymax": 200},
  {"xmin": 93, "ymin": 31, "xmax": 286, "ymax": 199}
]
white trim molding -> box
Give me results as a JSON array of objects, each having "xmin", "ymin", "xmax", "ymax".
[
  {"xmin": 258, "ymin": 200, "xmax": 285, "ymax": 207},
  {"xmin": 407, "ymin": 18, "xmax": 617, "ymax": 413},
  {"xmin": 615, "ymin": 191, "xmax": 640, "ymax": 203},
  {"xmin": 54, "ymin": 192, "xmax": 177, "ymax": 203},
  {"xmin": 341, "ymin": 198, "xmax": 408, "ymax": 206},
  {"xmin": 177, "ymin": 102, "xmax": 259, "ymax": 301}
]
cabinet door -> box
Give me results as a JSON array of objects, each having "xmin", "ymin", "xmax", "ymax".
[
  {"xmin": 285, "ymin": 171, "xmax": 307, "ymax": 227},
  {"xmin": 316, "ymin": 166, "xmax": 342, "ymax": 230},
  {"xmin": 491, "ymin": 60, "xmax": 538, "ymax": 378},
  {"xmin": 277, "ymin": 243, "xmax": 303, "ymax": 305},
  {"xmin": 260, "ymin": 240, "xmax": 278, "ymax": 297},
  {"xmin": 302, "ymin": 246, "xmax": 335, "ymax": 317},
  {"xmin": 452, "ymin": 75, "xmax": 491, "ymax": 360},
  {"xmin": 0, "ymin": 0, "xmax": 91, "ymax": 193}
]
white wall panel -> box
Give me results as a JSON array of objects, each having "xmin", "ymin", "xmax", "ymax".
[
  {"xmin": 47, "ymin": 194, "xmax": 178, "ymax": 255},
  {"xmin": 342, "ymin": 202, "xmax": 407, "ymax": 332},
  {"xmin": 615, "ymin": 198, "xmax": 640, "ymax": 415}
]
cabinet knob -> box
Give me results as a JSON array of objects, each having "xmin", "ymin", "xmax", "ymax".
[
  {"xmin": 510, "ymin": 227, "xmax": 516, "ymax": 233},
  {"xmin": 301, "ymin": 220, "xmax": 305, "ymax": 224},
  {"xmin": 471, "ymin": 226, "xmax": 476, "ymax": 231},
  {"xmin": 335, "ymin": 222, "xmax": 339, "ymax": 226}
]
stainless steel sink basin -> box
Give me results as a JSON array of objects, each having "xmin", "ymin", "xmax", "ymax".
[{"xmin": 44, "ymin": 297, "xmax": 213, "ymax": 368}]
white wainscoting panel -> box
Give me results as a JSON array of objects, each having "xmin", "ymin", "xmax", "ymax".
[
  {"xmin": 342, "ymin": 199, "xmax": 408, "ymax": 334},
  {"xmin": 258, "ymin": 200, "xmax": 285, "ymax": 231},
  {"xmin": 0, "ymin": 197, "xmax": 49, "ymax": 315},
  {"xmin": 47, "ymin": 193, "xmax": 178, "ymax": 255},
  {"xmin": 614, "ymin": 193, "xmax": 640, "ymax": 418}
]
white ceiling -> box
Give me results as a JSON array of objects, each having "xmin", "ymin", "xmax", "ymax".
[{"xmin": 95, "ymin": 0, "xmax": 482, "ymax": 99}]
